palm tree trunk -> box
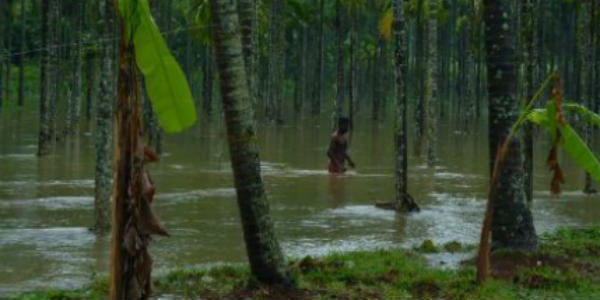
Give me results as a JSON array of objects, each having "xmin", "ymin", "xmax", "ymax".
[
  {"xmin": 37, "ymin": 0, "xmax": 52, "ymax": 156},
  {"xmin": 334, "ymin": 0, "xmax": 344, "ymax": 126},
  {"xmin": 267, "ymin": 0, "xmax": 284, "ymax": 124},
  {"xmin": 94, "ymin": 0, "xmax": 113, "ymax": 234},
  {"xmin": 67, "ymin": 0, "xmax": 83, "ymax": 136},
  {"xmin": 426, "ymin": 0, "xmax": 438, "ymax": 166},
  {"xmin": 17, "ymin": 0, "xmax": 25, "ymax": 107},
  {"xmin": 393, "ymin": 0, "xmax": 419, "ymax": 213},
  {"xmin": 485, "ymin": 0, "xmax": 537, "ymax": 251},
  {"xmin": 312, "ymin": 0, "xmax": 324, "ymax": 116},
  {"xmin": 202, "ymin": 46, "xmax": 214, "ymax": 117},
  {"xmin": 209, "ymin": 0, "xmax": 293, "ymax": 286},
  {"xmin": 48, "ymin": 0, "xmax": 58, "ymax": 143},
  {"xmin": 4, "ymin": 0, "xmax": 11, "ymax": 104},
  {"xmin": 522, "ymin": 0, "xmax": 535, "ymax": 203},
  {"xmin": 239, "ymin": 0, "xmax": 257, "ymax": 107}
]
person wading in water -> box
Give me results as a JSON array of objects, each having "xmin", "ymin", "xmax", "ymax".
[{"xmin": 327, "ymin": 117, "xmax": 356, "ymax": 174}]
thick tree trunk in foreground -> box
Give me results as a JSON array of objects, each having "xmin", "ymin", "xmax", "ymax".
[
  {"xmin": 239, "ymin": 0, "xmax": 257, "ymax": 106},
  {"xmin": 485, "ymin": 0, "xmax": 537, "ymax": 251},
  {"xmin": 94, "ymin": 0, "xmax": 113, "ymax": 233},
  {"xmin": 37, "ymin": 0, "xmax": 52, "ymax": 156},
  {"xmin": 210, "ymin": 0, "xmax": 293, "ymax": 286}
]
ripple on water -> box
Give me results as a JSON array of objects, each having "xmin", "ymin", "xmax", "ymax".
[
  {"xmin": 0, "ymin": 179, "xmax": 94, "ymax": 188},
  {"xmin": 0, "ymin": 227, "xmax": 95, "ymax": 247},
  {"xmin": 0, "ymin": 153, "xmax": 36, "ymax": 160},
  {"xmin": 0, "ymin": 196, "xmax": 93, "ymax": 210},
  {"xmin": 283, "ymin": 234, "xmax": 396, "ymax": 258},
  {"xmin": 157, "ymin": 188, "xmax": 236, "ymax": 203}
]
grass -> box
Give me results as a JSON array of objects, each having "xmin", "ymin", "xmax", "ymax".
[{"xmin": 8, "ymin": 226, "xmax": 600, "ymax": 300}]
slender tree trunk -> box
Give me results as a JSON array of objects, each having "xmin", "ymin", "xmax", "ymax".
[
  {"xmin": 17, "ymin": 0, "xmax": 25, "ymax": 107},
  {"xmin": 85, "ymin": 51, "xmax": 96, "ymax": 123},
  {"xmin": 312, "ymin": 0, "xmax": 324, "ymax": 116},
  {"xmin": 38, "ymin": 0, "xmax": 52, "ymax": 156},
  {"xmin": 414, "ymin": 0, "xmax": 426, "ymax": 156},
  {"xmin": 210, "ymin": 0, "xmax": 293, "ymax": 286},
  {"xmin": 522, "ymin": 0, "xmax": 535, "ymax": 203},
  {"xmin": 267, "ymin": 0, "xmax": 284, "ymax": 124},
  {"xmin": 67, "ymin": 0, "xmax": 83, "ymax": 135},
  {"xmin": 202, "ymin": 46, "xmax": 213, "ymax": 117},
  {"xmin": 94, "ymin": 0, "xmax": 113, "ymax": 234},
  {"xmin": 4, "ymin": 0, "xmax": 11, "ymax": 104},
  {"xmin": 583, "ymin": 0, "xmax": 597, "ymax": 194},
  {"xmin": 238, "ymin": 0, "xmax": 256, "ymax": 106},
  {"xmin": 334, "ymin": 0, "xmax": 344, "ymax": 127},
  {"xmin": 348, "ymin": 9, "xmax": 357, "ymax": 131},
  {"xmin": 426, "ymin": 0, "xmax": 438, "ymax": 166},
  {"xmin": 393, "ymin": 0, "xmax": 419, "ymax": 212},
  {"xmin": 485, "ymin": 0, "xmax": 537, "ymax": 251},
  {"xmin": 48, "ymin": 0, "xmax": 58, "ymax": 142}
]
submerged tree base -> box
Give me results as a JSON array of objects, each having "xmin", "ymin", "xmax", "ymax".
[
  {"xmin": 9, "ymin": 226, "xmax": 600, "ymax": 300},
  {"xmin": 375, "ymin": 194, "xmax": 420, "ymax": 213}
]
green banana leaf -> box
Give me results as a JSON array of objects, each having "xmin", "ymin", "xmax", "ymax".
[
  {"xmin": 526, "ymin": 109, "xmax": 550, "ymax": 128},
  {"xmin": 559, "ymin": 124, "xmax": 600, "ymax": 182},
  {"xmin": 564, "ymin": 103, "xmax": 600, "ymax": 129},
  {"xmin": 118, "ymin": 0, "xmax": 197, "ymax": 133}
]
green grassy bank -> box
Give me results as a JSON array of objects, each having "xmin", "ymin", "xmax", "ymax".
[{"xmin": 10, "ymin": 226, "xmax": 600, "ymax": 300}]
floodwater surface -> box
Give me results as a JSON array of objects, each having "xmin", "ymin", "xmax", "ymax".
[{"xmin": 0, "ymin": 109, "xmax": 598, "ymax": 295}]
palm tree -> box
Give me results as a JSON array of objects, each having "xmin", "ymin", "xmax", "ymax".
[
  {"xmin": 209, "ymin": 0, "xmax": 293, "ymax": 286},
  {"xmin": 267, "ymin": 0, "xmax": 285, "ymax": 123},
  {"xmin": 484, "ymin": 0, "xmax": 537, "ymax": 250},
  {"xmin": 393, "ymin": 0, "xmax": 419, "ymax": 212},
  {"xmin": 334, "ymin": 0, "xmax": 344, "ymax": 125},
  {"xmin": 94, "ymin": 0, "xmax": 113, "ymax": 233},
  {"xmin": 37, "ymin": 0, "xmax": 52, "ymax": 156},
  {"xmin": 426, "ymin": 0, "xmax": 438, "ymax": 166}
]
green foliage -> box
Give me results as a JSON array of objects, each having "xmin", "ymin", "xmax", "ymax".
[
  {"xmin": 117, "ymin": 0, "xmax": 197, "ymax": 133},
  {"xmin": 526, "ymin": 102, "xmax": 600, "ymax": 182},
  {"xmin": 560, "ymin": 124, "xmax": 600, "ymax": 181}
]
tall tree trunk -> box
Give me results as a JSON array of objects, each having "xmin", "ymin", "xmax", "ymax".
[
  {"xmin": 67, "ymin": 0, "xmax": 83, "ymax": 135},
  {"xmin": 348, "ymin": 8, "xmax": 356, "ymax": 131},
  {"xmin": 85, "ymin": 51, "xmax": 97, "ymax": 123},
  {"xmin": 312, "ymin": 0, "xmax": 324, "ymax": 116},
  {"xmin": 37, "ymin": 0, "xmax": 52, "ymax": 156},
  {"xmin": 426, "ymin": 0, "xmax": 438, "ymax": 166},
  {"xmin": 393, "ymin": 0, "xmax": 419, "ymax": 212},
  {"xmin": 4, "ymin": 0, "xmax": 11, "ymax": 104},
  {"xmin": 17, "ymin": 0, "xmax": 25, "ymax": 107},
  {"xmin": 334, "ymin": 0, "xmax": 344, "ymax": 127},
  {"xmin": 209, "ymin": 0, "xmax": 293, "ymax": 286},
  {"xmin": 94, "ymin": 0, "xmax": 113, "ymax": 234},
  {"xmin": 414, "ymin": 0, "xmax": 426, "ymax": 156},
  {"xmin": 267, "ymin": 0, "xmax": 284, "ymax": 124},
  {"xmin": 238, "ymin": 0, "xmax": 257, "ymax": 106},
  {"xmin": 583, "ymin": 0, "xmax": 597, "ymax": 194},
  {"xmin": 522, "ymin": 0, "xmax": 535, "ymax": 203},
  {"xmin": 484, "ymin": 0, "xmax": 537, "ymax": 251},
  {"xmin": 48, "ymin": 0, "xmax": 58, "ymax": 143},
  {"xmin": 202, "ymin": 46, "xmax": 213, "ymax": 117}
]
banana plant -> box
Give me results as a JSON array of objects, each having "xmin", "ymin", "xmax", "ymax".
[{"xmin": 117, "ymin": 0, "xmax": 197, "ymax": 133}]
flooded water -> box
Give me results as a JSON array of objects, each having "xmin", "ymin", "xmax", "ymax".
[{"xmin": 0, "ymin": 108, "xmax": 598, "ymax": 295}]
